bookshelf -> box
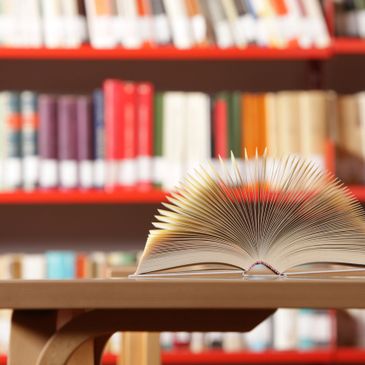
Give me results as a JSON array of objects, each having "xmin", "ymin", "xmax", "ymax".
[{"xmin": 3, "ymin": 349, "xmax": 365, "ymax": 365}]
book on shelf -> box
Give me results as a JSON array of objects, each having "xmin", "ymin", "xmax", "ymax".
[
  {"xmin": 335, "ymin": 0, "xmax": 365, "ymax": 39},
  {"xmin": 132, "ymin": 153, "xmax": 365, "ymax": 277},
  {"xmin": 0, "ymin": 83, "xmax": 337, "ymax": 193},
  {"xmin": 0, "ymin": 0, "xmax": 331, "ymax": 49}
]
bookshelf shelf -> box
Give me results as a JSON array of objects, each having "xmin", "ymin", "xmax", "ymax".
[
  {"xmin": 333, "ymin": 38, "xmax": 365, "ymax": 54},
  {"xmin": 0, "ymin": 189, "xmax": 167, "ymax": 204},
  {"xmin": 0, "ymin": 186, "xmax": 362, "ymax": 205},
  {"xmin": 0, "ymin": 45, "xmax": 332, "ymax": 60}
]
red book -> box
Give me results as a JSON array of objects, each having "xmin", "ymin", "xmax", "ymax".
[
  {"xmin": 137, "ymin": 82, "xmax": 154, "ymax": 189},
  {"xmin": 76, "ymin": 254, "xmax": 88, "ymax": 279},
  {"xmin": 103, "ymin": 79, "xmax": 124, "ymax": 189},
  {"xmin": 213, "ymin": 96, "xmax": 228, "ymax": 159},
  {"xmin": 119, "ymin": 82, "xmax": 138, "ymax": 187}
]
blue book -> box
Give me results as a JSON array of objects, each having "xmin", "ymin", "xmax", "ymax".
[
  {"xmin": 92, "ymin": 89, "xmax": 105, "ymax": 188},
  {"xmin": 46, "ymin": 251, "xmax": 75, "ymax": 279}
]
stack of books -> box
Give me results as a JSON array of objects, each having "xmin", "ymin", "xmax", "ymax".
[{"xmin": 0, "ymin": 0, "xmax": 330, "ymax": 49}]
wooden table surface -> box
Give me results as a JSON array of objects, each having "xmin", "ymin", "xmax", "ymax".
[{"xmin": 1, "ymin": 277, "xmax": 365, "ymax": 309}]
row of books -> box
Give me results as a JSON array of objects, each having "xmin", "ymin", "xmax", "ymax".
[
  {"xmin": 0, "ymin": 85, "xmax": 331, "ymax": 192},
  {"xmin": 0, "ymin": 0, "xmax": 331, "ymax": 49},
  {"xmin": 161, "ymin": 309, "xmax": 333, "ymax": 353},
  {"xmin": 336, "ymin": 92, "xmax": 365, "ymax": 184},
  {"xmin": 335, "ymin": 0, "xmax": 365, "ymax": 38}
]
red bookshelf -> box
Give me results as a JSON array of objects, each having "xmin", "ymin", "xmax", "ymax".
[
  {"xmin": 0, "ymin": 45, "xmax": 333, "ymax": 60},
  {"xmin": 333, "ymin": 38, "xmax": 365, "ymax": 55},
  {"xmin": 0, "ymin": 189, "xmax": 167, "ymax": 204}
]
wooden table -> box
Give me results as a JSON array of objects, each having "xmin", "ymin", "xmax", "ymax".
[{"xmin": 4, "ymin": 277, "xmax": 365, "ymax": 365}]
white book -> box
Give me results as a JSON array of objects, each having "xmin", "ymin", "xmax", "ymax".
[
  {"xmin": 245, "ymin": 317, "xmax": 272, "ymax": 351},
  {"xmin": 41, "ymin": 0, "xmax": 64, "ymax": 48},
  {"xmin": 357, "ymin": 7, "xmax": 365, "ymax": 38},
  {"xmin": 22, "ymin": 254, "xmax": 46, "ymax": 279},
  {"xmin": 138, "ymin": 0, "xmax": 152, "ymax": 44},
  {"xmin": 285, "ymin": 0, "xmax": 310, "ymax": 48},
  {"xmin": 189, "ymin": 9, "xmax": 206, "ymax": 45},
  {"xmin": 357, "ymin": 92, "xmax": 365, "ymax": 162},
  {"xmin": 273, "ymin": 309, "xmax": 298, "ymax": 350},
  {"xmin": 0, "ymin": 310, "xmax": 11, "ymax": 355},
  {"xmin": 163, "ymin": 0, "xmax": 193, "ymax": 49},
  {"xmin": 249, "ymin": 0, "xmax": 268, "ymax": 47},
  {"xmin": 222, "ymin": 332, "xmax": 244, "ymax": 352},
  {"xmin": 12, "ymin": 0, "xmax": 42, "ymax": 47},
  {"xmin": 206, "ymin": 0, "xmax": 233, "ymax": 48},
  {"xmin": 185, "ymin": 93, "xmax": 211, "ymax": 178},
  {"xmin": 302, "ymin": 0, "xmax": 330, "ymax": 49},
  {"xmin": 150, "ymin": 0, "xmax": 171, "ymax": 45},
  {"xmin": 221, "ymin": 0, "xmax": 246, "ymax": 47},
  {"xmin": 162, "ymin": 92, "xmax": 186, "ymax": 190},
  {"xmin": 190, "ymin": 332, "xmax": 204, "ymax": 353},
  {"xmin": 312, "ymin": 310, "xmax": 332, "ymax": 347},
  {"xmin": 85, "ymin": 0, "xmax": 118, "ymax": 49},
  {"xmin": 61, "ymin": 0, "xmax": 83, "ymax": 48},
  {"xmin": 116, "ymin": 0, "xmax": 142, "ymax": 48}
]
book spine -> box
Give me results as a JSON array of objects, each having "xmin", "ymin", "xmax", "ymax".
[
  {"xmin": 213, "ymin": 94, "xmax": 229, "ymax": 160},
  {"xmin": 117, "ymin": 0, "xmax": 142, "ymax": 48},
  {"xmin": 163, "ymin": 0, "xmax": 193, "ymax": 49},
  {"xmin": 40, "ymin": 0, "xmax": 64, "ymax": 48},
  {"xmin": 92, "ymin": 89, "xmax": 105, "ymax": 188},
  {"xmin": 206, "ymin": 0, "xmax": 234, "ymax": 48},
  {"xmin": 229, "ymin": 91, "xmax": 241, "ymax": 157},
  {"xmin": 103, "ymin": 79, "xmax": 123, "ymax": 190},
  {"xmin": 61, "ymin": 0, "xmax": 82, "ymax": 48},
  {"xmin": 137, "ymin": 82, "xmax": 154, "ymax": 189},
  {"xmin": 4, "ymin": 92, "xmax": 22, "ymax": 191},
  {"xmin": 150, "ymin": 0, "xmax": 171, "ymax": 45},
  {"xmin": 76, "ymin": 95, "xmax": 94, "ymax": 189},
  {"xmin": 136, "ymin": 0, "xmax": 153, "ymax": 45},
  {"xmin": 57, "ymin": 95, "xmax": 78, "ymax": 189},
  {"xmin": 185, "ymin": 0, "xmax": 207, "ymax": 45},
  {"xmin": 119, "ymin": 82, "xmax": 138, "ymax": 187},
  {"xmin": 0, "ymin": 94, "xmax": 6, "ymax": 191},
  {"xmin": 153, "ymin": 92, "xmax": 164, "ymax": 187},
  {"xmin": 84, "ymin": 0, "xmax": 117, "ymax": 48},
  {"xmin": 39, "ymin": 94, "xmax": 58, "ymax": 189},
  {"xmin": 20, "ymin": 91, "xmax": 38, "ymax": 191}
]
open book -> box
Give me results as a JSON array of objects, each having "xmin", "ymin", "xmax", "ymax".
[{"xmin": 131, "ymin": 153, "xmax": 365, "ymax": 278}]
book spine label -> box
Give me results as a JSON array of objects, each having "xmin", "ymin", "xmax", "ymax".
[
  {"xmin": 4, "ymin": 92, "xmax": 22, "ymax": 190},
  {"xmin": 92, "ymin": 89, "xmax": 105, "ymax": 188},
  {"xmin": 58, "ymin": 96, "xmax": 78, "ymax": 189},
  {"xmin": 21, "ymin": 91, "xmax": 38, "ymax": 191},
  {"xmin": 137, "ymin": 82, "xmax": 153, "ymax": 188},
  {"xmin": 76, "ymin": 96, "xmax": 93, "ymax": 189},
  {"xmin": 118, "ymin": 82, "xmax": 137, "ymax": 187}
]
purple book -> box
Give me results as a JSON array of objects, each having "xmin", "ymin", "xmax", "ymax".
[
  {"xmin": 58, "ymin": 95, "xmax": 78, "ymax": 189},
  {"xmin": 38, "ymin": 94, "xmax": 58, "ymax": 189},
  {"xmin": 76, "ymin": 96, "xmax": 93, "ymax": 189}
]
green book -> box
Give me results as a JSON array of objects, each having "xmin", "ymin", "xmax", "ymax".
[
  {"xmin": 153, "ymin": 92, "xmax": 164, "ymax": 187},
  {"xmin": 229, "ymin": 92, "xmax": 241, "ymax": 157}
]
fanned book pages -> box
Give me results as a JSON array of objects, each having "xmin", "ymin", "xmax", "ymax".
[{"xmin": 131, "ymin": 153, "xmax": 365, "ymax": 278}]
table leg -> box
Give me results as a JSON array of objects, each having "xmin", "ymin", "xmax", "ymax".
[{"xmin": 120, "ymin": 332, "xmax": 160, "ymax": 365}]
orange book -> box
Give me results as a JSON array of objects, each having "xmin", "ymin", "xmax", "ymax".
[{"xmin": 94, "ymin": 0, "xmax": 112, "ymax": 15}]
